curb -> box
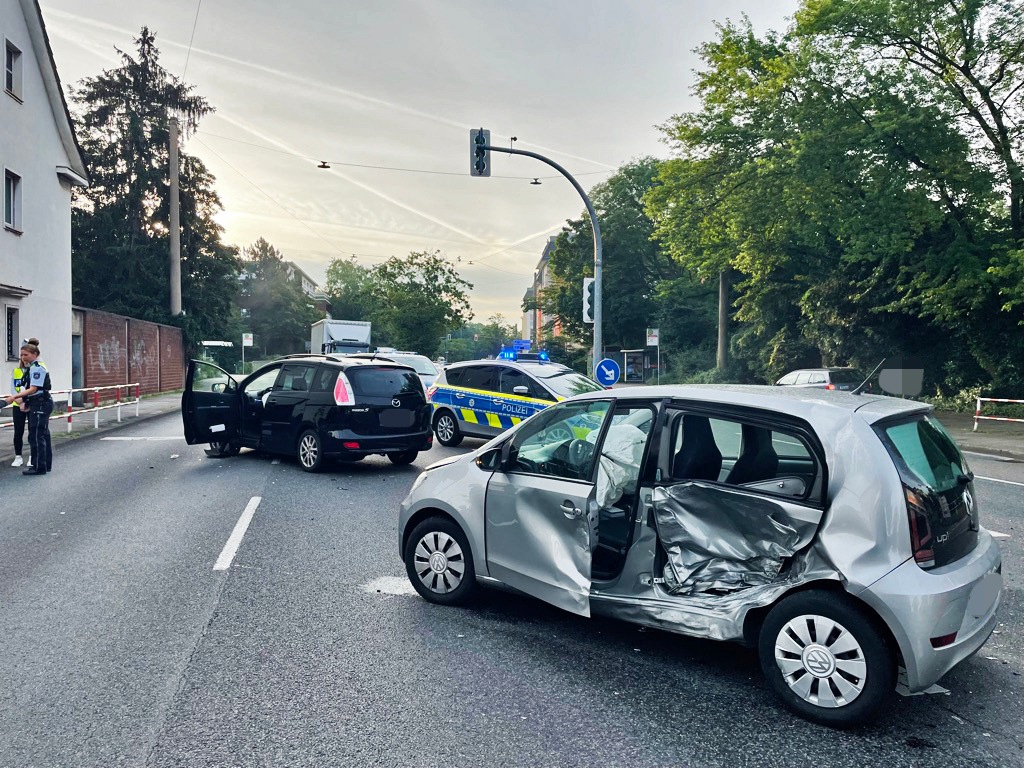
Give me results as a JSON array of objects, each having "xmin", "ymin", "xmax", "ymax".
[{"xmin": 957, "ymin": 443, "xmax": 1024, "ymax": 462}]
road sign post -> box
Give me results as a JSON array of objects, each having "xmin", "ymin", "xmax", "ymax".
[
  {"xmin": 646, "ymin": 328, "xmax": 660, "ymax": 385},
  {"xmin": 242, "ymin": 332, "xmax": 253, "ymax": 370}
]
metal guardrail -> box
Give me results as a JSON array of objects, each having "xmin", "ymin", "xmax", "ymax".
[
  {"xmin": 973, "ymin": 397, "xmax": 1024, "ymax": 431},
  {"xmin": 0, "ymin": 384, "xmax": 141, "ymax": 432}
]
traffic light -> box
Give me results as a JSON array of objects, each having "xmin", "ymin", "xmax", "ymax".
[
  {"xmin": 470, "ymin": 128, "xmax": 491, "ymax": 177},
  {"xmin": 582, "ymin": 277, "xmax": 595, "ymax": 324}
]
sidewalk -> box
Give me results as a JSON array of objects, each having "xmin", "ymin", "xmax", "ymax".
[
  {"xmin": 0, "ymin": 391, "xmax": 184, "ymax": 466},
  {"xmin": 933, "ymin": 409, "xmax": 1024, "ymax": 462}
]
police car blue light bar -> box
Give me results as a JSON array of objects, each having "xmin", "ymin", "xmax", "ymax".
[{"xmin": 498, "ymin": 346, "xmax": 549, "ymax": 362}]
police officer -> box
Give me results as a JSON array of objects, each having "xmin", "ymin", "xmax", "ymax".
[
  {"xmin": 7, "ymin": 340, "xmax": 32, "ymax": 467},
  {"xmin": 3, "ymin": 339, "xmax": 51, "ymax": 476}
]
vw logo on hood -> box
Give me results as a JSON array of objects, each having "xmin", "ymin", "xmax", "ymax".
[{"xmin": 392, "ymin": 398, "xmax": 401, "ymax": 408}]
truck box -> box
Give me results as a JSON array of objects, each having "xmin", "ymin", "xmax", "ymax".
[{"xmin": 311, "ymin": 320, "xmax": 372, "ymax": 355}]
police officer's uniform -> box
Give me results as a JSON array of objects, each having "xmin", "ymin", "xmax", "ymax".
[
  {"xmin": 10, "ymin": 365, "xmax": 28, "ymax": 465},
  {"xmin": 22, "ymin": 359, "xmax": 52, "ymax": 475}
]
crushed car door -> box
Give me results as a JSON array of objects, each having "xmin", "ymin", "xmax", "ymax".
[
  {"xmin": 652, "ymin": 407, "xmax": 828, "ymax": 595},
  {"xmin": 182, "ymin": 359, "xmax": 240, "ymax": 445},
  {"xmin": 484, "ymin": 400, "xmax": 612, "ymax": 616}
]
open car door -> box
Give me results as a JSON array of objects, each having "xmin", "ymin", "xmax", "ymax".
[
  {"xmin": 484, "ymin": 400, "xmax": 612, "ymax": 617},
  {"xmin": 182, "ymin": 359, "xmax": 241, "ymax": 445}
]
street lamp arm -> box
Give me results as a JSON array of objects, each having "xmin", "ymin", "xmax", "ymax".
[{"xmin": 483, "ymin": 144, "xmax": 603, "ymax": 375}]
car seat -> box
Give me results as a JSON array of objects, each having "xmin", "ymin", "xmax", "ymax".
[
  {"xmin": 724, "ymin": 425, "xmax": 779, "ymax": 485},
  {"xmin": 672, "ymin": 415, "xmax": 723, "ymax": 481}
]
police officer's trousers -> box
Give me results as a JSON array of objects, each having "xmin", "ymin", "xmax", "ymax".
[
  {"xmin": 12, "ymin": 405, "xmax": 26, "ymax": 456},
  {"xmin": 27, "ymin": 398, "xmax": 53, "ymax": 473}
]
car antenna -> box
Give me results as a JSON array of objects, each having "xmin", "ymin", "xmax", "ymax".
[{"xmin": 851, "ymin": 358, "xmax": 886, "ymax": 395}]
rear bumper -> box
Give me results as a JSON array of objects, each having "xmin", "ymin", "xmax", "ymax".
[
  {"xmin": 323, "ymin": 428, "xmax": 432, "ymax": 455},
  {"xmin": 858, "ymin": 529, "xmax": 1002, "ymax": 692}
]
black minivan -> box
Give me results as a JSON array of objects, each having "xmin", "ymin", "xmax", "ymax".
[{"xmin": 181, "ymin": 354, "xmax": 432, "ymax": 471}]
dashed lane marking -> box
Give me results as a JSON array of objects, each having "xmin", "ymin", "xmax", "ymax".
[
  {"xmin": 213, "ymin": 496, "xmax": 262, "ymax": 571},
  {"xmin": 989, "ymin": 531, "xmax": 1011, "ymax": 539},
  {"xmin": 976, "ymin": 475, "xmax": 1024, "ymax": 488}
]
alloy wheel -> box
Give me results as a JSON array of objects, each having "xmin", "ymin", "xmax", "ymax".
[
  {"xmin": 299, "ymin": 433, "xmax": 319, "ymax": 468},
  {"xmin": 436, "ymin": 415, "xmax": 455, "ymax": 443},
  {"xmin": 774, "ymin": 614, "xmax": 867, "ymax": 709}
]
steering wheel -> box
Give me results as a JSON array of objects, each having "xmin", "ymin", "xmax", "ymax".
[{"xmin": 567, "ymin": 439, "xmax": 595, "ymax": 470}]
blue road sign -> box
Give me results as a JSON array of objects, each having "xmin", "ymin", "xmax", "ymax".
[
  {"xmin": 595, "ymin": 358, "xmax": 620, "ymax": 387},
  {"xmin": 513, "ymin": 339, "xmax": 531, "ymax": 351}
]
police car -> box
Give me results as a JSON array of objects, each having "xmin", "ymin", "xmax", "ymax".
[{"xmin": 426, "ymin": 351, "xmax": 604, "ymax": 446}]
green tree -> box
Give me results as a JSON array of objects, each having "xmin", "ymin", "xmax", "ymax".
[
  {"xmin": 70, "ymin": 27, "xmax": 240, "ymax": 345},
  {"xmin": 368, "ymin": 250, "xmax": 473, "ymax": 356},
  {"xmin": 536, "ymin": 158, "xmax": 677, "ymax": 349},
  {"xmin": 323, "ymin": 256, "xmax": 374, "ymax": 321},
  {"xmin": 239, "ymin": 238, "xmax": 318, "ymax": 357}
]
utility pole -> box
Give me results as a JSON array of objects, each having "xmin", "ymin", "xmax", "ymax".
[
  {"xmin": 471, "ymin": 129, "xmax": 603, "ymax": 375},
  {"xmin": 169, "ymin": 117, "xmax": 182, "ymax": 316}
]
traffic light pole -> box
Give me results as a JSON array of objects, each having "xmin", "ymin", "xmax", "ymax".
[{"xmin": 481, "ymin": 143, "xmax": 603, "ymax": 376}]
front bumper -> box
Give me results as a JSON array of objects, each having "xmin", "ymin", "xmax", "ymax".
[{"xmin": 858, "ymin": 529, "xmax": 1002, "ymax": 692}]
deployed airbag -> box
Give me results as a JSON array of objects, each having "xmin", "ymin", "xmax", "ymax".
[
  {"xmin": 587, "ymin": 424, "xmax": 647, "ymax": 508},
  {"xmin": 653, "ymin": 483, "xmax": 817, "ymax": 595}
]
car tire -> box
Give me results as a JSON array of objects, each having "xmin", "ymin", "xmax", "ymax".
[
  {"xmin": 404, "ymin": 517, "xmax": 477, "ymax": 606},
  {"xmin": 205, "ymin": 440, "xmax": 241, "ymax": 458},
  {"xmin": 434, "ymin": 410, "xmax": 463, "ymax": 447},
  {"xmin": 758, "ymin": 591, "xmax": 895, "ymax": 728},
  {"xmin": 388, "ymin": 450, "xmax": 418, "ymax": 465},
  {"xmin": 297, "ymin": 429, "xmax": 324, "ymax": 472}
]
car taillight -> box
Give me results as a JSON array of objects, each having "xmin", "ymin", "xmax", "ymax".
[
  {"xmin": 426, "ymin": 385, "xmax": 437, "ymax": 400},
  {"xmin": 904, "ymin": 486, "xmax": 936, "ymax": 569},
  {"xmin": 825, "ymin": 384, "xmax": 836, "ymax": 390},
  {"xmin": 333, "ymin": 372, "xmax": 356, "ymax": 406},
  {"xmin": 930, "ymin": 632, "xmax": 957, "ymax": 648}
]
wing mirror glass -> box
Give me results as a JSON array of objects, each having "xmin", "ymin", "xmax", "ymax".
[{"xmin": 476, "ymin": 447, "xmax": 504, "ymax": 471}]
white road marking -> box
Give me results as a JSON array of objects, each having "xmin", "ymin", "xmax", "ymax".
[
  {"xmin": 271, "ymin": 459, "xmax": 280, "ymax": 465},
  {"xmin": 213, "ymin": 496, "xmax": 262, "ymax": 571},
  {"xmin": 100, "ymin": 436, "xmax": 185, "ymax": 441},
  {"xmin": 989, "ymin": 531, "xmax": 1011, "ymax": 539},
  {"xmin": 976, "ymin": 475, "xmax": 1024, "ymax": 488},
  {"xmin": 360, "ymin": 576, "xmax": 417, "ymax": 596},
  {"xmin": 963, "ymin": 450, "xmax": 1017, "ymax": 463}
]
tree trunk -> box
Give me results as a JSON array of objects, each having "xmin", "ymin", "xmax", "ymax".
[{"xmin": 717, "ymin": 269, "xmax": 729, "ymax": 370}]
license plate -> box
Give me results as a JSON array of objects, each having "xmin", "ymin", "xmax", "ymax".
[{"xmin": 379, "ymin": 409, "xmax": 415, "ymax": 428}]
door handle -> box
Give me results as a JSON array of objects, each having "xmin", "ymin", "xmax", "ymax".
[
  {"xmin": 560, "ymin": 500, "xmax": 583, "ymax": 519},
  {"xmin": 455, "ymin": 392, "xmax": 465, "ymax": 399}
]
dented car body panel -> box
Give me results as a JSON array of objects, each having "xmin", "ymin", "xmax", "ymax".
[{"xmin": 398, "ymin": 384, "xmax": 1001, "ymax": 699}]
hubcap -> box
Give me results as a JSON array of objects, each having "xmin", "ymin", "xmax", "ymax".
[
  {"xmin": 299, "ymin": 435, "xmax": 318, "ymax": 467},
  {"xmin": 437, "ymin": 416, "xmax": 455, "ymax": 442},
  {"xmin": 774, "ymin": 614, "xmax": 867, "ymax": 708},
  {"xmin": 413, "ymin": 531, "xmax": 465, "ymax": 594}
]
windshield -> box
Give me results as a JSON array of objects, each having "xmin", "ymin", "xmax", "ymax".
[
  {"xmin": 391, "ymin": 355, "xmax": 438, "ymax": 376},
  {"xmin": 534, "ymin": 369, "xmax": 604, "ymax": 399}
]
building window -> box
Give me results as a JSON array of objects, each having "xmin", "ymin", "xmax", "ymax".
[
  {"xmin": 6, "ymin": 306, "xmax": 19, "ymax": 361},
  {"xmin": 4, "ymin": 170, "xmax": 21, "ymax": 231},
  {"xmin": 4, "ymin": 40, "xmax": 22, "ymax": 100}
]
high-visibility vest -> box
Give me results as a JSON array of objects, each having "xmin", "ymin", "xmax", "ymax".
[{"xmin": 12, "ymin": 366, "xmax": 27, "ymax": 393}]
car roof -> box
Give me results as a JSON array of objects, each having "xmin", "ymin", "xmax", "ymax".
[
  {"xmin": 785, "ymin": 367, "xmax": 861, "ymax": 374},
  {"xmin": 272, "ymin": 354, "xmax": 415, "ymax": 371},
  {"xmin": 568, "ymin": 384, "xmax": 929, "ymax": 425},
  {"xmin": 444, "ymin": 359, "xmax": 572, "ymax": 373}
]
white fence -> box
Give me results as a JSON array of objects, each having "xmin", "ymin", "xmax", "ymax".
[
  {"xmin": 974, "ymin": 397, "xmax": 1024, "ymax": 431},
  {"xmin": 0, "ymin": 384, "xmax": 141, "ymax": 432}
]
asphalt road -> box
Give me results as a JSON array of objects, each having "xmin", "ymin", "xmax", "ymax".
[{"xmin": 0, "ymin": 414, "xmax": 1021, "ymax": 767}]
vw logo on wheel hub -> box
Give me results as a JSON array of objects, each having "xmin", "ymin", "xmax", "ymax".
[
  {"xmin": 801, "ymin": 645, "xmax": 837, "ymax": 678},
  {"xmin": 429, "ymin": 552, "xmax": 448, "ymax": 573}
]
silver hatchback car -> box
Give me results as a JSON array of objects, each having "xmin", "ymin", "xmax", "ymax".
[{"xmin": 398, "ymin": 385, "xmax": 1002, "ymax": 727}]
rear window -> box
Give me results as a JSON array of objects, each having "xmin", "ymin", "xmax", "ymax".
[
  {"xmin": 829, "ymin": 369, "xmax": 863, "ymax": 384},
  {"xmin": 883, "ymin": 417, "xmax": 970, "ymax": 493},
  {"xmin": 346, "ymin": 367, "xmax": 422, "ymax": 398},
  {"xmin": 877, "ymin": 415, "xmax": 978, "ymax": 567}
]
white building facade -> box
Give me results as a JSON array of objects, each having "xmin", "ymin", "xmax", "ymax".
[{"xmin": 0, "ymin": 0, "xmax": 88, "ymax": 401}]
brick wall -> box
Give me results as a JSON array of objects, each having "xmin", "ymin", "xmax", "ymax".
[{"xmin": 80, "ymin": 308, "xmax": 184, "ymax": 394}]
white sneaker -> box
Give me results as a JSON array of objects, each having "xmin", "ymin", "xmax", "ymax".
[
  {"xmin": 11, "ymin": 456, "xmax": 23, "ymax": 467},
  {"xmin": 26, "ymin": 459, "xmax": 32, "ymax": 468}
]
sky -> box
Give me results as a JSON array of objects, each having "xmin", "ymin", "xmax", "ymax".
[{"xmin": 37, "ymin": 0, "xmax": 800, "ymax": 325}]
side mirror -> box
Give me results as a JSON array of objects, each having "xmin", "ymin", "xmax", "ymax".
[
  {"xmin": 476, "ymin": 446, "xmax": 504, "ymax": 471},
  {"xmin": 513, "ymin": 386, "xmax": 530, "ymax": 395},
  {"xmin": 211, "ymin": 382, "xmax": 224, "ymax": 393}
]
